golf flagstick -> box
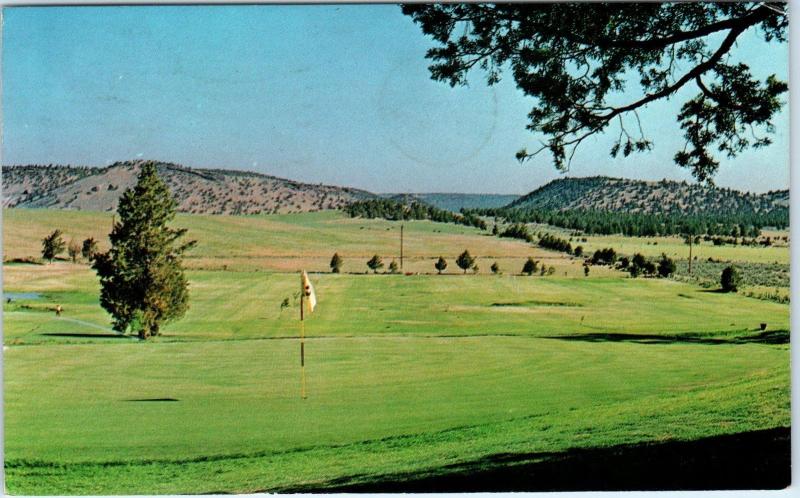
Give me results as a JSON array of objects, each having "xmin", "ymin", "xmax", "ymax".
[
  {"xmin": 300, "ymin": 271, "xmax": 317, "ymax": 399},
  {"xmin": 300, "ymin": 289, "xmax": 306, "ymax": 399}
]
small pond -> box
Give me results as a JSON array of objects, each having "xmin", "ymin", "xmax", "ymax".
[{"xmin": 5, "ymin": 292, "xmax": 43, "ymax": 301}]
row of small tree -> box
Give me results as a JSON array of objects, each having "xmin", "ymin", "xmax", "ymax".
[
  {"xmin": 329, "ymin": 252, "xmax": 401, "ymax": 274},
  {"xmin": 41, "ymin": 230, "xmax": 98, "ymax": 263},
  {"xmin": 330, "ymin": 250, "xmax": 563, "ymax": 276}
]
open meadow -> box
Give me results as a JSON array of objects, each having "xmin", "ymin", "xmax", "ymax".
[{"xmin": 3, "ymin": 208, "xmax": 791, "ymax": 493}]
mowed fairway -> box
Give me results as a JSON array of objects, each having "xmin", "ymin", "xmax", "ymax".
[{"xmin": 3, "ymin": 209, "xmax": 790, "ymax": 493}]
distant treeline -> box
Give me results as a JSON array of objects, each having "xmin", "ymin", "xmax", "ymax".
[
  {"xmin": 344, "ymin": 199, "xmax": 488, "ymax": 230},
  {"xmin": 467, "ymin": 207, "xmax": 789, "ymax": 237}
]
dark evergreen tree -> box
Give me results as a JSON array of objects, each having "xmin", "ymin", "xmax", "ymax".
[
  {"xmin": 456, "ymin": 250, "xmax": 476, "ymax": 274},
  {"xmin": 435, "ymin": 256, "xmax": 448, "ymax": 274},
  {"xmin": 721, "ymin": 266, "xmax": 741, "ymax": 292},
  {"xmin": 629, "ymin": 252, "xmax": 649, "ymax": 278},
  {"xmin": 471, "ymin": 205, "xmax": 787, "ymax": 237},
  {"xmin": 389, "ymin": 259, "xmax": 399, "ymax": 274},
  {"xmin": 539, "ymin": 233, "xmax": 572, "ymax": 253},
  {"xmin": 330, "ymin": 252, "xmax": 343, "ymax": 273},
  {"xmin": 500, "ymin": 223, "xmax": 533, "ymax": 242},
  {"xmin": 591, "ymin": 247, "xmax": 617, "ymax": 265},
  {"xmin": 367, "ymin": 254, "xmax": 384, "ymax": 273},
  {"xmin": 344, "ymin": 198, "xmax": 487, "ymax": 230},
  {"xmin": 657, "ymin": 253, "xmax": 677, "ymax": 278},
  {"xmin": 41, "ymin": 229, "xmax": 66, "ymax": 262},
  {"xmin": 92, "ymin": 162, "xmax": 195, "ymax": 340},
  {"xmin": 82, "ymin": 237, "xmax": 99, "ymax": 260},
  {"xmin": 490, "ymin": 261, "xmax": 500, "ymax": 274},
  {"xmin": 522, "ymin": 257, "xmax": 538, "ymax": 276}
]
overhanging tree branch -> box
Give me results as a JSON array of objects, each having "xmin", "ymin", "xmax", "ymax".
[{"xmin": 403, "ymin": 2, "xmax": 787, "ymax": 182}]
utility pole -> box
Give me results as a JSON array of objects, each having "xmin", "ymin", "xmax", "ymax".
[{"xmin": 400, "ymin": 224, "xmax": 404, "ymax": 270}]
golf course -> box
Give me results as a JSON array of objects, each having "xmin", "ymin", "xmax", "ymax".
[
  {"xmin": 3, "ymin": 1, "xmax": 793, "ymax": 493},
  {"xmin": 3, "ymin": 207, "xmax": 790, "ymax": 494}
]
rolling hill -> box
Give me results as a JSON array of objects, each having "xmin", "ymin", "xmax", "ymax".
[
  {"xmin": 2, "ymin": 160, "xmax": 375, "ymax": 215},
  {"xmin": 507, "ymin": 176, "xmax": 789, "ymax": 216},
  {"xmin": 3, "ymin": 164, "xmax": 788, "ymax": 218}
]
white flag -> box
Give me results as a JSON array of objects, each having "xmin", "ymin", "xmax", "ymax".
[{"xmin": 301, "ymin": 270, "xmax": 317, "ymax": 313}]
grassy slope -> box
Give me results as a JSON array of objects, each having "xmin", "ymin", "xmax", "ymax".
[
  {"xmin": 3, "ymin": 208, "xmax": 791, "ymax": 494},
  {"xmin": 4, "ymin": 209, "xmax": 601, "ymax": 275}
]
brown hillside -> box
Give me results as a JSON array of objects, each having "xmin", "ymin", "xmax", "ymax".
[{"xmin": 3, "ymin": 160, "xmax": 375, "ymax": 215}]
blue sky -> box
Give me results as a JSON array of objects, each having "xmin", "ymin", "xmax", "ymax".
[{"xmin": 2, "ymin": 5, "xmax": 789, "ymax": 194}]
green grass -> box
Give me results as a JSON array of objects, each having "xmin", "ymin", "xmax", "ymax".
[
  {"xmin": 4, "ymin": 269, "xmax": 789, "ymax": 344},
  {"xmin": 5, "ymin": 334, "xmax": 789, "ymax": 494},
  {"xmin": 3, "ymin": 209, "xmax": 791, "ymax": 494}
]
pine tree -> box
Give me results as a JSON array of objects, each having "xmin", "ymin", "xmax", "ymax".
[
  {"xmin": 92, "ymin": 162, "xmax": 195, "ymax": 340},
  {"xmin": 367, "ymin": 254, "xmax": 383, "ymax": 273},
  {"xmin": 522, "ymin": 257, "xmax": 538, "ymax": 276},
  {"xmin": 82, "ymin": 237, "xmax": 99, "ymax": 260},
  {"xmin": 435, "ymin": 256, "xmax": 447, "ymax": 274},
  {"xmin": 657, "ymin": 253, "xmax": 676, "ymax": 278},
  {"xmin": 721, "ymin": 266, "xmax": 740, "ymax": 292},
  {"xmin": 456, "ymin": 250, "xmax": 475, "ymax": 274},
  {"xmin": 403, "ymin": 4, "xmax": 787, "ymax": 181},
  {"xmin": 330, "ymin": 252, "xmax": 343, "ymax": 273},
  {"xmin": 389, "ymin": 259, "xmax": 399, "ymax": 274},
  {"xmin": 41, "ymin": 229, "xmax": 66, "ymax": 263},
  {"xmin": 490, "ymin": 261, "xmax": 500, "ymax": 274}
]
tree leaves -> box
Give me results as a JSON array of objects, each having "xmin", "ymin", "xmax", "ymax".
[{"xmin": 402, "ymin": 3, "xmax": 787, "ymax": 182}]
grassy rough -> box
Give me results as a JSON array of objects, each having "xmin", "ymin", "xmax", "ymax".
[
  {"xmin": 4, "ymin": 208, "xmax": 607, "ymax": 276},
  {"xmin": 673, "ymin": 260, "xmax": 790, "ymax": 303}
]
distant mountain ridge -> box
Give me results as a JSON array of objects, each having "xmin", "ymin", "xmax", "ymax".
[
  {"xmin": 2, "ymin": 160, "xmax": 375, "ymax": 215},
  {"xmin": 508, "ymin": 176, "xmax": 788, "ymax": 216},
  {"xmin": 3, "ymin": 164, "xmax": 788, "ymax": 218}
]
